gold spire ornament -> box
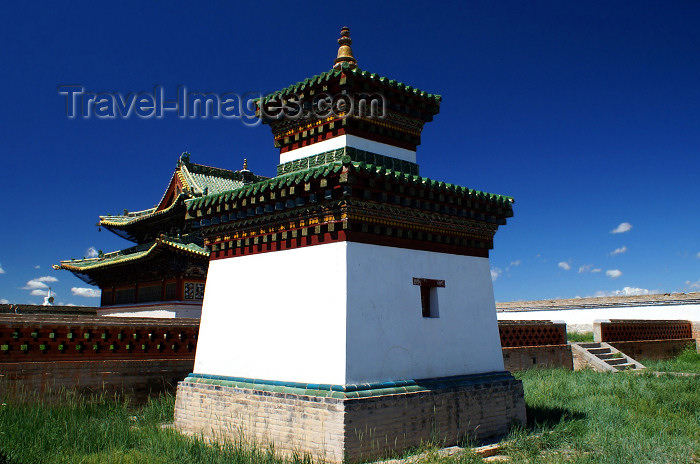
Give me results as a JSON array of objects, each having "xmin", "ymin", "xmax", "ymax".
[{"xmin": 333, "ymin": 27, "xmax": 357, "ymax": 70}]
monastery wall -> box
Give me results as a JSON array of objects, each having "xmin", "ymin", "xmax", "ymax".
[{"xmin": 0, "ymin": 314, "xmax": 198, "ymax": 399}]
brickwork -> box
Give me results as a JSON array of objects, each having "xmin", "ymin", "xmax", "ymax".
[
  {"xmin": 692, "ymin": 322, "xmax": 700, "ymax": 352},
  {"xmin": 594, "ymin": 320, "xmax": 692, "ymax": 342},
  {"xmin": 502, "ymin": 345, "xmax": 573, "ymax": 371},
  {"xmin": 0, "ymin": 314, "xmax": 198, "ymax": 362},
  {"xmin": 608, "ymin": 339, "xmax": 696, "ymax": 361},
  {"xmin": 571, "ymin": 347, "xmax": 594, "ymax": 371},
  {"xmin": 0, "ymin": 314, "xmax": 198, "ymax": 399},
  {"xmin": 498, "ymin": 321, "xmax": 567, "ymax": 347},
  {"xmin": 0, "ymin": 359, "xmax": 194, "ymax": 401},
  {"xmin": 174, "ymin": 373, "xmax": 525, "ymax": 463}
]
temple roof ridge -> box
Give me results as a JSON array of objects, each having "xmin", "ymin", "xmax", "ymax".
[
  {"xmin": 260, "ymin": 65, "xmax": 442, "ymax": 106},
  {"xmin": 185, "ymin": 159, "xmax": 514, "ymax": 216}
]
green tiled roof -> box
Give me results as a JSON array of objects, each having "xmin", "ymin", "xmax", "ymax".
[
  {"xmin": 53, "ymin": 236, "xmax": 208, "ymax": 272},
  {"xmin": 261, "ymin": 64, "xmax": 442, "ymax": 106},
  {"xmin": 184, "ymin": 371, "xmax": 516, "ymax": 399},
  {"xmin": 180, "ymin": 162, "xmax": 249, "ymax": 195},
  {"xmin": 186, "ymin": 158, "xmax": 513, "ymax": 213},
  {"xmin": 99, "ymin": 158, "xmax": 268, "ymax": 229},
  {"xmin": 100, "ymin": 194, "xmax": 186, "ymax": 227}
]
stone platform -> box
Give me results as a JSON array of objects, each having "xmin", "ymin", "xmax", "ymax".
[{"xmin": 174, "ymin": 371, "xmax": 526, "ymax": 463}]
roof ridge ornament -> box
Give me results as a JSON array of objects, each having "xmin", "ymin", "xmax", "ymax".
[
  {"xmin": 179, "ymin": 151, "xmax": 191, "ymax": 167},
  {"xmin": 333, "ymin": 27, "xmax": 357, "ymax": 70}
]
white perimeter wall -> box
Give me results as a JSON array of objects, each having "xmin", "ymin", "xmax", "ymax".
[
  {"xmin": 345, "ymin": 242, "xmax": 504, "ymax": 384},
  {"xmin": 280, "ymin": 135, "xmax": 417, "ymax": 164},
  {"xmin": 498, "ymin": 304, "xmax": 700, "ymax": 332},
  {"xmin": 98, "ymin": 303, "xmax": 202, "ymax": 319},
  {"xmin": 194, "ymin": 242, "xmax": 505, "ymax": 385}
]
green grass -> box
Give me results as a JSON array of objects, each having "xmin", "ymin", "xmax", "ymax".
[
  {"xmin": 502, "ymin": 368, "xmax": 700, "ymax": 463},
  {"xmin": 567, "ymin": 331, "xmax": 594, "ymax": 342},
  {"xmin": 2, "ymin": 368, "xmax": 700, "ymax": 463},
  {"xmin": 0, "ymin": 390, "xmax": 309, "ymax": 464},
  {"xmin": 643, "ymin": 347, "xmax": 700, "ymax": 374}
]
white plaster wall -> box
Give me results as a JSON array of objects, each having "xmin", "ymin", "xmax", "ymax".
[
  {"xmin": 98, "ymin": 303, "xmax": 202, "ymax": 319},
  {"xmin": 193, "ymin": 243, "xmax": 348, "ymax": 385},
  {"xmin": 498, "ymin": 304, "xmax": 700, "ymax": 333},
  {"xmin": 345, "ymin": 243, "xmax": 505, "ymax": 384},
  {"xmin": 280, "ymin": 135, "xmax": 417, "ymax": 164}
]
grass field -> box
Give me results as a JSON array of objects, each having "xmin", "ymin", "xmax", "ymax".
[
  {"xmin": 566, "ymin": 332, "xmax": 594, "ymax": 343},
  {"xmin": 643, "ymin": 347, "xmax": 700, "ymax": 374},
  {"xmin": 1, "ymin": 365, "xmax": 699, "ymax": 463}
]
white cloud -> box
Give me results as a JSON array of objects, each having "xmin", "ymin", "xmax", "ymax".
[
  {"xmin": 610, "ymin": 246, "xmax": 627, "ymax": 256},
  {"xmin": 0, "ymin": 298, "xmax": 9, "ymax": 304},
  {"xmin": 611, "ymin": 222, "xmax": 632, "ymax": 234},
  {"xmin": 579, "ymin": 264, "xmax": 603, "ymax": 273},
  {"xmin": 22, "ymin": 276, "xmax": 58, "ymax": 290},
  {"xmin": 509, "ymin": 260, "xmax": 521, "ymax": 266},
  {"xmin": 0, "ymin": 264, "xmax": 4, "ymax": 274},
  {"xmin": 31, "ymin": 289, "xmax": 51, "ymax": 296},
  {"xmin": 686, "ymin": 279, "xmax": 700, "ymax": 290},
  {"xmin": 558, "ymin": 261, "xmax": 571, "ymax": 271},
  {"xmin": 34, "ymin": 265, "xmax": 40, "ymax": 269},
  {"xmin": 696, "ymin": 252, "xmax": 700, "ymax": 259},
  {"xmin": 491, "ymin": 267, "xmax": 502, "ymax": 281},
  {"xmin": 71, "ymin": 287, "xmax": 101, "ymax": 298},
  {"xmin": 594, "ymin": 287, "xmax": 657, "ymax": 297},
  {"xmin": 86, "ymin": 247, "xmax": 99, "ymax": 258},
  {"xmin": 606, "ymin": 269, "xmax": 622, "ymax": 279}
]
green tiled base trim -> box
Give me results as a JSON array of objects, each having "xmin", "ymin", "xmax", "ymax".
[
  {"xmin": 276, "ymin": 146, "xmax": 419, "ymax": 176},
  {"xmin": 184, "ymin": 371, "xmax": 515, "ymax": 399}
]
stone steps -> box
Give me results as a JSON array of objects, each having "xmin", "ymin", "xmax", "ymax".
[{"xmin": 571, "ymin": 342, "xmax": 645, "ymax": 373}]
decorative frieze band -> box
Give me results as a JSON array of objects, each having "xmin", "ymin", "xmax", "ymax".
[
  {"xmin": 183, "ymin": 371, "xmax": 518, "ymax": 399},
  {"xmin": 277, "ymin": 146, "xmax": 419, "ymax": 176}
]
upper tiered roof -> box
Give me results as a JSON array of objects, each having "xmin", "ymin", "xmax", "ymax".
[{"xmin": 259, "ymin": 28, "xmax": 441, "ymax": 155}]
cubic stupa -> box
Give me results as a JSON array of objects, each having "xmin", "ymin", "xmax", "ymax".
[{"xmin": 174, "ymin": 28, "xmax": 525, "ymax": 462}]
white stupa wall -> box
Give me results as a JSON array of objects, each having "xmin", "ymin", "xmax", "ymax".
[
  {"xmin": 193, "ymin": 243, "xmax": 348, "ymax": 385},
  {"xmin": 280, "ymin": 134, "xmax": 417, "ymax": 164},
  {"xmin": 193, "ymin": 241, "xmax": 505, "ymax": 386},
  {"xmin": 344, "ymin": 242, "xmax": 505, "ymax": 384}
]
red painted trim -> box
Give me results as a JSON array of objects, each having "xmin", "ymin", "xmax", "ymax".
[
  {"xmin": 209, "ymin": 230, "xmax": 489, "ymax": 260},
  {"xmin": 156, "ymin": 172, "xmax": 185, "ymax": 211}
]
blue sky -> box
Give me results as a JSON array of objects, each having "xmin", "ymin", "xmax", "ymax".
[{"xmin": 1, "ymin": 1, "xmax": 698, "ymax": 305}]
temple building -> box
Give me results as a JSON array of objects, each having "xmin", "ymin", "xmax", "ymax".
[
  {"xmin": 174, "ymin": 28, "xmax": 525, "ymax": 462},
  {"xmin": 54, "ymin": 153, "xmax": 265, "ymax": 318}
]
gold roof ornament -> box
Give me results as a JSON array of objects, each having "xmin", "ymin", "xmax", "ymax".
[{"xmin": 333, "ymin": 27, "xmax": 357, "ymax": 70}]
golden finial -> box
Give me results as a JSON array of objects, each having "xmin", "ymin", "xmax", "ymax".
[
  {"xmin": 242, "ymin": 158, "xmax": 248, "ymax": 171},
  {"xmin": 333, "ymin": 27, "xmax": 357, "ymax": 70}
]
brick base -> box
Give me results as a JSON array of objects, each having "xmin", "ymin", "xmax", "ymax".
[
  {"xmin": 174, "ymin": 372, "xmax": 526, "ymax": 463},
  {"xmin": 0, "ymin": 359, "xmax": 194, "ymax": 402},
  {"xmin": 502, "ymin": 345, "xmax": 573, "ymax": 371},
  {"xmin": 608, "ymin": 339, "xmax": 697, "ymax": 361}
]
